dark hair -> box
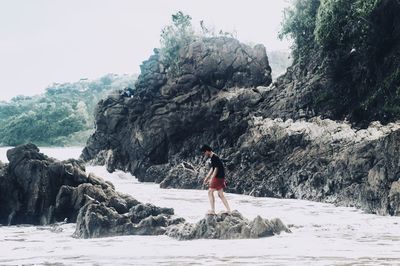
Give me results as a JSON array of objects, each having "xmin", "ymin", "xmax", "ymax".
[{"xmin": 200, "ymin": 144, "xmax": 212, "ymax": 152}]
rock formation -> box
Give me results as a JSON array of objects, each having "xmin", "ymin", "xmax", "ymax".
[
  {"xmin": 0, "ymin": 143, "xmax": 87, "ymax": 225},
  {"xmin": 145, "ymin": 117, "xmax": 400, "ymax": 216},
  {"xmin": 0, "ymin": 144, "xmax": 291, "ymax": 240},
  {"xmin": 74, "ymin": 201, "xmax": 182, "ymax": 238},
  {"xmin": 166, "ymin": 210, "xmax": 290, "ymax": 240},
  {"xmin": 0, "ymin": 144, "xmax": 178, "ymax": 231},
  {"xmin": 224, "ymin": 117, "xmax": 400, "ymax": 215},
  {"xmin": 81, "ymin": 37, "xmax": 272, "ymax": 179},
  {"xmin": 82, "ymin": 35, "xmax": 400, "ymax": 216}
]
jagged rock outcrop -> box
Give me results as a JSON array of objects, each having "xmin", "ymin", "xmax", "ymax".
[
  {"xmin": 144, "ymin": 117, "xmax": 400, "ymax": 215},
  {"xmin": 226, "ymin": 117, "xmax": 400, "ymax": 215},
  {"xmin": 81, "ymin": 37, "xmax": 272, "ymax": 178},
  {"xmin": 0, "ymin": 144, "xmax": 88, "ymax": 225},
  {"xmin": 0, "ymin": 160, "xmax": 15, "ymax": 224},
  {"xmin": 54, "ymin": 173, "xmax": 138, "ymax": 223},
  {"xmin": 166, "ymin": 210, "xmax": 290, "ymax": 240},
  {"xmin": 0, "ymin": 144, "xmax": 178, "ymax": 231},
  {"xmin": 74, "ymin": 202, "xmax": 182, "ymax": 238}
]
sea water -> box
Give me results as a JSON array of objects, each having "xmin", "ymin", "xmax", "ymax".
[{"xmin": 0, "ymin": 147, "xmax": 399, "ymax": 265}]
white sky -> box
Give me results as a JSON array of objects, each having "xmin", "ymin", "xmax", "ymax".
[{"xmin": 0, "ymin": 0, "xmax": 291, "ymax": 101}]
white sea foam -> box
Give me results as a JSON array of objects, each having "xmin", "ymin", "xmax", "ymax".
[{"xmin": 0, "ymin": 147, "xmax": 399, "ymax": 265}]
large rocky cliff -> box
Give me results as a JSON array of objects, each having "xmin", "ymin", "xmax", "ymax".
[
  {"xmin": 82, "ymin": 37, "xmax": 272, "ymax": 177},
  {"xmin": 82, "ymin": 36, "xmax": 400, "ymax": 216}
]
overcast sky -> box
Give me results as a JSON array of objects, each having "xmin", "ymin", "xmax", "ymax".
[{"xmin": 0, "ymin": 0, "xmax": 291, "ymax": 101}]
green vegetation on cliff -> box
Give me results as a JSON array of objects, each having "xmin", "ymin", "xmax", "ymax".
[
  {"xmin": 280, "ymin": 0, "xmax": 400, "ymax": 126},
  {"xmin": 0, "ymin": 74, "xmax": 136, "ymax": 146},
  {"xmin": 280, "ymin": 0, "xmax": 320, "ymax": 64},
  {"xmin": 315, "ymin": 0, "xmax": 379, "ymax": 50},
  {"xmin": 160, "ymin": 11, "xmax": 196, "ymax": 77},
  {"xmin": 159, "ymin": 11, "xmax": 247, "ymax": 78}
]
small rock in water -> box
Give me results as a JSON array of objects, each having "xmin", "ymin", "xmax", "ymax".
[{"xmin": 166, "ymin": 210, "xmax": 291, "ymax": 240}]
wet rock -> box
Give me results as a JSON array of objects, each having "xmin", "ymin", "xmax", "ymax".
[
  {"xmin": 74, "ymin": 202, "xmax": 134, "ymax": 238},
  {"xmin": 73, "ymin": 201, "xmax": 178, "ymax": 239},
  {"xmin": 0, "ymin": 145, "xmax": 186, "ymax": 238},
  {"xmin": 0, "ymin": 160, "xmax": 17, "ymax": 225},
  {"xmin": 0, "ymin": 144, "xmax": 148, "ymax": 227},
  {"xmin": 166, "ymin": 210, "xmax": 291, "ymax": 240},
  {"xmin": 0, "ymin": 144, "xmax": 89, "ymax": 225},
  {"xmin": 159, "ymin": 163, "xmax": 203, "ymax": 189},
  {"xmin": 129, "ymin": 203, "xmax": 174, "ymax": 223},
  {"xmin": 389, "ymin": 181, "xmax": 400, "ymax": 216}
]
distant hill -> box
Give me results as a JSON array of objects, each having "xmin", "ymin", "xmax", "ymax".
[{"xmin": 0, "ymin": 73, "xmax": 137, "ymax": 147}]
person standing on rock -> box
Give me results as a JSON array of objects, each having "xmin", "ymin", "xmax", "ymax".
[{"xmin": 200, "ymin": 145, "xmax": 231, "ymax": 215}]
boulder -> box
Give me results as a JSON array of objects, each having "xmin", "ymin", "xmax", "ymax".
[
  {"xmin": 0, "ymin": 145, "xmax": 184, "ymax": 237},
  {"xmin": 0, "ymin": 144, "xmax": 88, "ymax": 225},
  {"xmin": 0, "ymin": 144, "xmax": 145, "ymax": 226},
  {"xmin": 73, "ymin": 201, "xmax": 180, "ymax": 238},
  {"xmin": 166, "ymin": 210, "xmax": 291, "ymax": 240},
  {"xmin": 159, "ymin": 162, "xmax": 204, "ymax": 189},
  {"xmin": 389, "ymin": 181, "xmax": 400, "ymax": 216}
]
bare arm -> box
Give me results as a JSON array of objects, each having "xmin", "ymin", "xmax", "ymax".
[
  {"xmin": 203, "ymin": 167, "xmax": 219, "ymax": 185},
  {"xmin": 211, "ymin": 167, "xmax": 218, "ymax": 179},
  {"xmin": 203, "ymin": 167, "xmax": 214, "ymax": 184}
]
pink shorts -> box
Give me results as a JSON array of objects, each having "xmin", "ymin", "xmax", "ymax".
[{"xmin": 210, "ymin": 178, "xmax": 226, "ymax": 190}]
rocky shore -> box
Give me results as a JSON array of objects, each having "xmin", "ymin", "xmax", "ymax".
[
  {"xmin": 0, "ymin": 144, "xmax": 289, "ymax": 239},
  {"xmin": 81, "ymin": 36, "xmax": 400, "ymax": 216}
]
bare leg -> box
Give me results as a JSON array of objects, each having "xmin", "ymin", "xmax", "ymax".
[
  {"xmin": 208, "ymin": 189, "xmax": 216, "ymax": 214},
  {"xmin": 217, "ymin": 189, "xmax": 231, "ymax": 213}
]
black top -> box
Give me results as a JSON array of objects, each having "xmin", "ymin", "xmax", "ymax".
[{"xmin": 211, "ymin": 154, "xmax": 225, "ymax": 179}]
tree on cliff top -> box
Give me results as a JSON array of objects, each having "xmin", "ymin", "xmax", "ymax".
[
  {"xmin": 160, "ymin": 11, "xmax": 195, "ymax": 77},
  {"xmin": 279, "ymin": 0, "xmax": 379, "ymax": 61},
  {"xmin": 279, "ymin": 0, "xmax": 400, "ymax": 125},
  {"xmin": 279, "ymin": 0, "xmax": 320, "ymax": 64},
  {"xmin": 159, "ymin": 11, "xmax": 237, "ymax": 78},
  {"xmin": 315, "ymin": 0, "xmax": 379, "ymax": 50}
]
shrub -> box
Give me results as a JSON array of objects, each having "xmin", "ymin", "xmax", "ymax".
[
  {"xmin": 159, "ymin": 11, "xmax": 195, "ymax": 77},
  {"xmin": 279, "ymin": 0, "xmax": 321, "ymax": 63},
  {"xmin": 315, "ymin": 0, "xmax": 379, "ymax": 50}
]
